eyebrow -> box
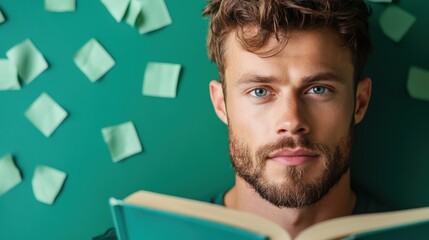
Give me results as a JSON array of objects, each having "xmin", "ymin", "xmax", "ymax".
[{"xmin": 236, "ymin": 72, "xmax": 345, "ymax": 86}]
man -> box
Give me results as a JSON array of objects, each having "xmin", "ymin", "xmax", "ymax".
[{"xmin": 204, "ymin": 0, "xmax": 387, "ymax": 238}]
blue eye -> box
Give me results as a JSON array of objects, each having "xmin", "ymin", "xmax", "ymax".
[
  {"xmin": 309, "ymin": 86, "xmax": 329, "ymax": 95},
  {"xmin": 250, "ymin": 88, "xmax": 269, "ymax": 97}
]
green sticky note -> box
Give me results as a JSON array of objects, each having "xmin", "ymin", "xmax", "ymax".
[
  {"xmin": 101, "ymin": 0, "xmax": 130, "ymax": 22},
  {"xmin": 74, "ymin": 38, "xmax": 115, "ymax": 82},
  {"xmin": 142, "ymin": 62, "xmax": 181, "ymax": 98},
  {"xmin": 102, "ymin": 121, "xmax": 143, "ymax": 162},
  {"xmin": 407, "ymin": 66, "xmax": 429, "ymax": 101},
  {"xmin": 25, "ymin": 93, "xmax": 68, "ymax": 137},
  {"xmin": 124, "ymin": 0, "xmax": 142, "ymax": 27},
  {"xmin": 32, "ymin": 165, "xmax": 67, "ymax": 205},
  {"xmin": 379, "ymin": 5, "xmax": 416, "ymax": 43},
  {"xmin": 6, "ymin": 39, "xmax": 49, "ymax": 85},
  {"xmin": 0, "ymin": 9, "xmax": 5, "ymax": 24},
  {"xmin": 0, "ymin": 154, "xmax": 22, "ymax": 197},
  {"xmin": 0, "ymin": 59, "xmax": 20, "ymax": 90},
  {"xmin": 45, "ymin": 0, "xmax": 76, "ymax": 12},
  {"xmin": 136, "ymin": 0, "xmax": 172, "ymax": 34}
]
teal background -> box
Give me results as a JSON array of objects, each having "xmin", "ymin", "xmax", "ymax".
[{"xmin": 0, "ymin": 0, "xmax": 428, "ymax": 239}]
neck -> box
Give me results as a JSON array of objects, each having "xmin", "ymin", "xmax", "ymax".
[{"xmin": 224, "ymin": 170, "xmax": 356, "ymax": 239}]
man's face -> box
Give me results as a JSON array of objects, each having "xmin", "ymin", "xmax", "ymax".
[{"xmin": 210, "ymin": 29, "xmax": 371, "ymax": 208}]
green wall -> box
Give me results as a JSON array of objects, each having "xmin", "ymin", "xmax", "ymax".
[{"xmin": 0, "ymin": 1, "xmax": 428, "ymax": 239}]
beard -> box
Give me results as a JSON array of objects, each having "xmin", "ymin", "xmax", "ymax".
[{"xmin": 228, "ymin": 129, "xmax": 353, "ymax": 209}]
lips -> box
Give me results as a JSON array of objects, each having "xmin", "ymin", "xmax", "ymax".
[{"xmin": 267, "ymin": 148, "xmax": 319, "ymax": 166}]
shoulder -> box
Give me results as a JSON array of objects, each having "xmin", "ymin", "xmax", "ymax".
[{"xmin": 352, "ymin": 186, "xmax": 394, "ymax": 215}]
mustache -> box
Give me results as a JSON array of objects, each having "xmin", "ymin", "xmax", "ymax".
[{"xmin": 255, "ymin": 136, "xmax": 329, "ymax": 160}]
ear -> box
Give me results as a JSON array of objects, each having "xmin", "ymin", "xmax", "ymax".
[
  {"xmin": 209, "ymin": 80, "xmax": 228, "ymax": 125},
  {"xmin": 354, "ymin": 77, "xmax": 372, "ymax": 124}
]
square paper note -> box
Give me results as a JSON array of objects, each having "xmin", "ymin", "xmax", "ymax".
[
  {"xmin": 74, "ymin": 38, "xmax": 115, "ymax": 82},
  {"xmin": 0, "ymin": 154, "xmax": 22, "ymax": 197},
  {"xmin": 379, "ymin": 5, "xmax": 416, "ymax": 43},
  {"xmin": 0, "ymin": 59, "xmax": 20, "ymax": 90},
  {"xmin": 101, "ymin": 0, "xmax": 130, "ymax": 22},
  {"xmin": 137, "ymin": 0, "xmax": 172, "ymax": 34},
  {"xmin": 142, "ymin": 62, "xmax": 181, "ymax": 98},
  {"xmin": 32, "ymin": 165, "xmax": 67, "ymax": 205},
  {"xmin": 45, "ymin": 0, "xmax": 76, "ymax": 12},
  {"xmin": 25, "ymin": 93, "xmax": 68, "ymax": 137},
  {"xmin": 0, "ymin": 8, "xmax": 5, "ymax": 24},
  {"xmin": 407, "ymin": 66, "xmax": 429, "ymax": 101},
  {"xmin": 6, "ymin": 39, "xmax": 49, "ymax": 85},
  {"xmin": 102, "ymin": 121, "xmax": 142, "ymax": 162}
]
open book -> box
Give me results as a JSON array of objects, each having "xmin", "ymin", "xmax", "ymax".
[{"xmin": 110, "ymin": 190, "xmax": 429, "ymax": 240}]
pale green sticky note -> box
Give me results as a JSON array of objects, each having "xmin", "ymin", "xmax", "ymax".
[
  {"xmin": 136, "ymin": 0, "xmax": 172, "ymax": 34},
  {"xmin": 124, "ymin": 0, "xmax": 142, "ymax": 27},
  {"xmin": 0, "ymin": 154, "xmax": 22, "ymax": 197},
  {"xmin": 407, "ymin": 66, "xmax": 429, "ymax": 101},
  {"xmin": 102, "ymin": 121, "xmax": 143, "ymax": 162},
  {"xmin": 0, "ymin": 9, "xmax": 5, "ymax": 24},
  {"xmin": 379, "ymin": 5, "xmax": 416, "ymax": 43},
  {"xmin": 45, "ymin": 0, "xmax": 76, "ymax": 12},
  {"xmin": 0, "ymin": 59, "xmax": 20, "ymax": 90},
  {"xmin": 25, "ymin": 93, "xmax": 68, "ymax": 137},
  {"xmin": 74, "ymin": 38, "xmax": 115, "ymax": 82},
  {"xmin": 101, "ymin": 0, "xmax": 130, "ymax": 22},
  {"xmin": 6, "ymin": 39, "xmax": 49, "ymax": 85},
  {"xmin": 142, "ymin": 62, "xmax": 181, "ymax": 98},
  {"xmin": 32, "ymin": 165, "xmax": 67, "ymax": 205}
]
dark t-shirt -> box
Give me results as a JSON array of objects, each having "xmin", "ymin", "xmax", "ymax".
[{"xmin": 93, "ymin": 187, "xmax": 391, "ymax": 239}]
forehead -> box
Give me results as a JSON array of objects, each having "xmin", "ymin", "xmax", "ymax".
[{"xmin": 223, "ymin": 28, "xmax": 354, "ymax": 84}]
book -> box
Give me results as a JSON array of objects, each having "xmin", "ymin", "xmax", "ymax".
[{"xmin": 109, "ymin": 190, "xmax": 429, "ymax": 240}]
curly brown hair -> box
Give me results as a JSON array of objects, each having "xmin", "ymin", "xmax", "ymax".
[{"xmin": 203, "ymin": 0, "xmax": 372, "ymax": 83}]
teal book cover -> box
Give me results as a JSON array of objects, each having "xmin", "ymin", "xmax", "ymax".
[{"xmin": 110, "ymin": 199, "xmax": 268, "ymax": 240}]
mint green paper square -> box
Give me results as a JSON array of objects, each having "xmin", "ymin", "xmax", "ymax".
[
  {"xmin": 74, "ymin": 38, "xmax": 115, "ymax": 82},
  {"xmin": 45, "ymin": 0, "xmax": 76, "ymax": 12},
  {"xmin": 124, "ymin": 0, "xmax": 142, "ymax": 27},
  {"xmin": 25, "ymin": 93, "xmax": 68, "ymax": 137},
  {"xmin": 0, "ymin": 59, "xmax": 20, "ymax": 90},
  {"xmin": 407, "ymin": 66, "xmax": 429, "ymax": 101},
  {"xmin": 379, "ymin": 5, "xmax": 416, "ymax": 43},
  {"xmin": 102, "ymin": 121, "xmax": 143, "ymax": 162},
  {"xmin": 6, "ymin": 39, "xmax": 48, "ymax": 85},
  {"xmin": 0, "ymin": 9, "xmax": 5, "ymax": 24},
  {"xmin": 136, "ymin": 0, "xmax": 172, "ymax": 34},
  {"xmin": 32, "ymin": 165, "xmax": 67, "ymax": 205},
  {"xmin": 101, "ymin": 0, "xmax": 130, "ymax": 22},
  {"xmin": 0, "ymin": 154, "xmax": 22, "ymax": 197},
  {"xmin": 142, "ymin": 62, "xmax": 181, "ymax": 98}
]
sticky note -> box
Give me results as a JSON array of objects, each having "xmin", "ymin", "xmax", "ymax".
[
  {"xmin": 101, "ymin": 0, "xmax": 130, "ymax": 22},
  {"xmin": 136, "ymin": 0, "xmax": 172, "ymax": 34},
  {"xmin": 0, "ymin": 59, "xmax": 20, "ymax": 90},
  {"xmin": 379, "ymin": 5, "xmax": 416, "ymax": 43},
  {"xmin": 32, "ymin": 165, "xmax": 67, "ymax": 205},
  {"xmin": 142, "ymin": 62, "xmax": 181, "ymax": 98},
  {"xmin": 407, "ymin": 66, "xmax": 429, "ymax": 101},
  {"xmin": 74, "ymin": 38, "xmax": 115, "ymax": 82},
  {"xmin": 0, "ymin": 154, "xmax": 22, "ymax": 197},
  {"xmin": 102, "ymin": 121, "xmax": 142, "ymax": 162},
  {"xmin": 124, "ymin": 0, "xmax": 142, "ymax": 27},
  {"xmin": 0, "ymin": 9, "xmax": 5, "ymax": 24},
  {"xmin": 45, "ymin": 0, "xmax": 76, "ymax": 12},
  {"xmin": 25, "ymin": 93, "xmax": 68, "ymax": 137},
  {"xmin": 6, "ymin": 39, "xmax": 48, "ymax": 85}
]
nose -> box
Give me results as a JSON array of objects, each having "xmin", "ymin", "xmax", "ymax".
[{"xmin": 275, "ymin": 93, "xmax": 310, "ymax": 136}]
